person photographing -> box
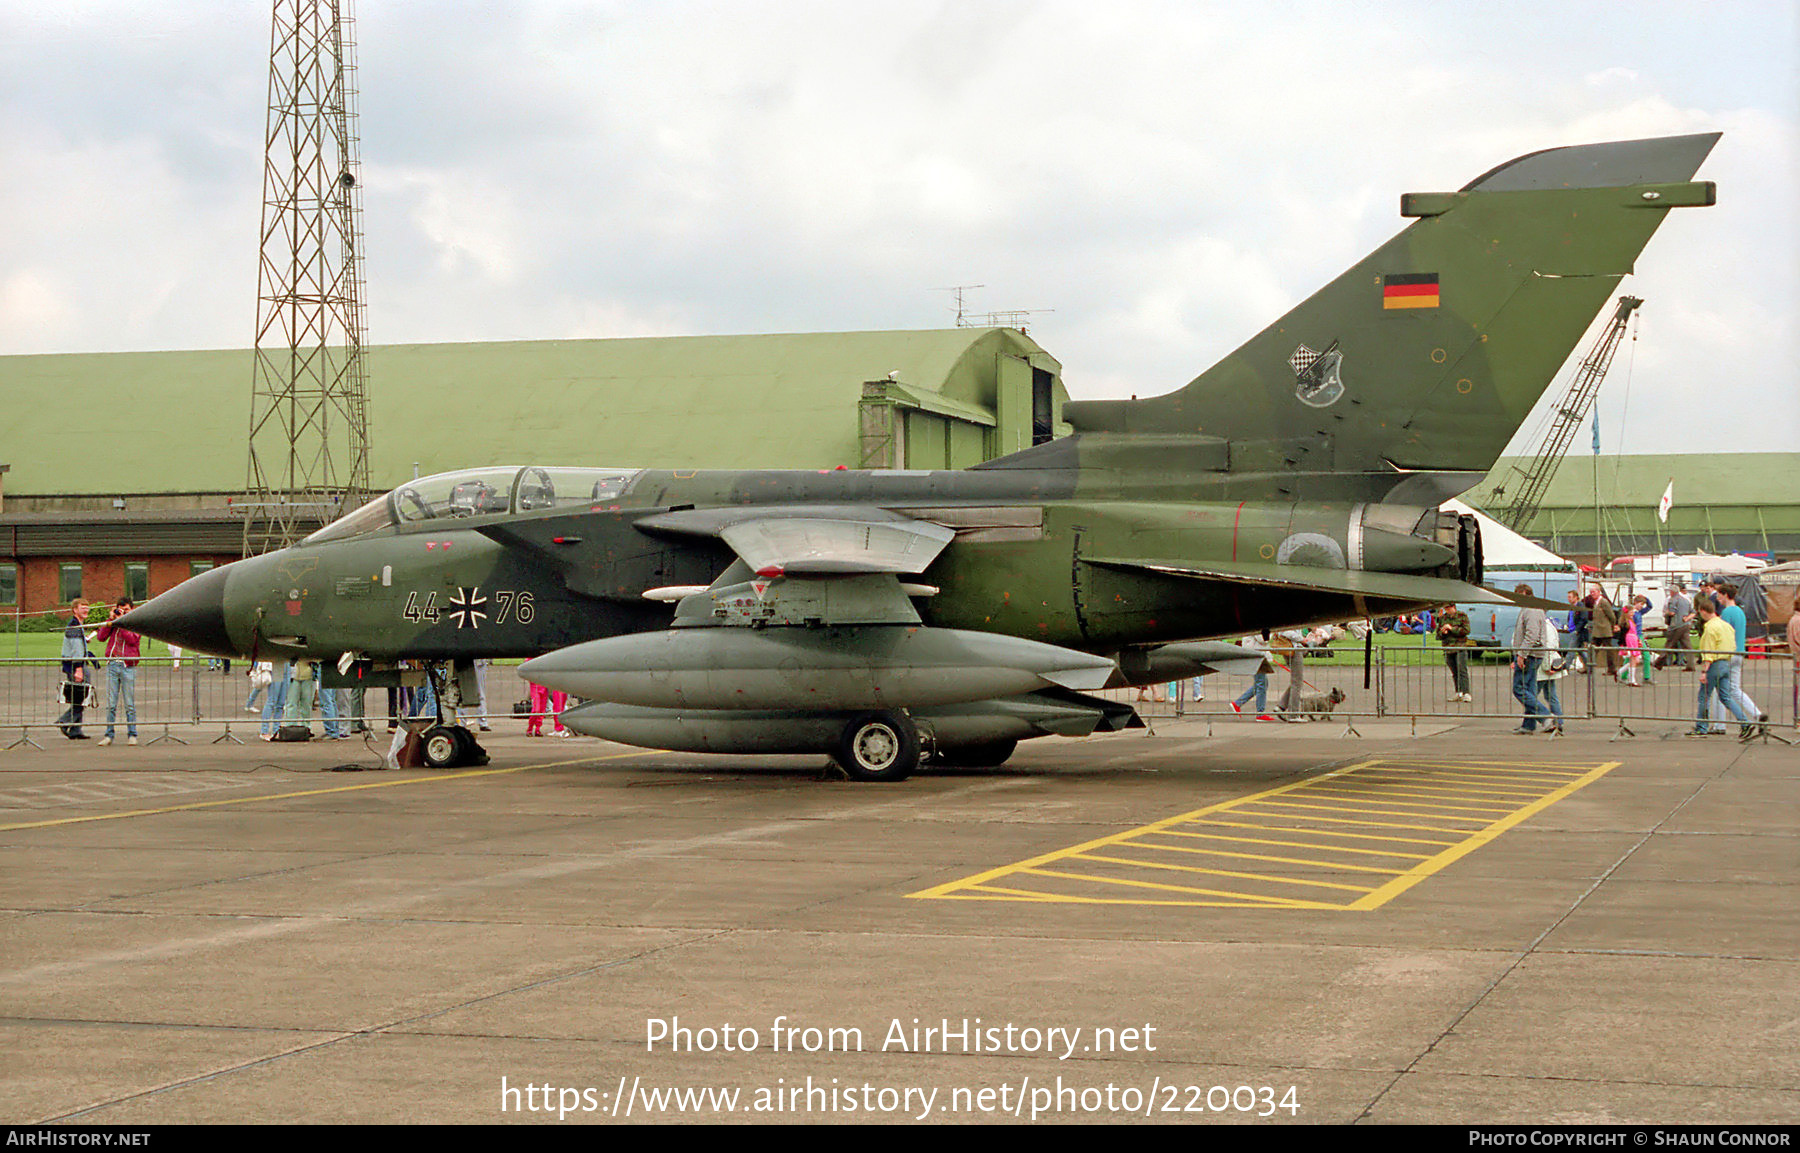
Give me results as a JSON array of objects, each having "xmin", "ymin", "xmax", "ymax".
[{"xmin": 94, "ymin": 597, "xmax": 143, "ymax": 747}]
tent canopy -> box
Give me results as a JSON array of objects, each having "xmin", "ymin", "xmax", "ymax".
[{"xmin": 1444, "ymin": 499, "xmax": 1577, "ymax": 572}]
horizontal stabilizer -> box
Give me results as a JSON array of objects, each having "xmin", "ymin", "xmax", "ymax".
[{"xmin": 1083, "ymin": 556, "xmax": 1513, "ymax": 607}]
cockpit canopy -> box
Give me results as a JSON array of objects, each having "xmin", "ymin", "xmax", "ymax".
[{"xmin": 303, "ymin": 466, "xmax": 642, "ymax": 545}]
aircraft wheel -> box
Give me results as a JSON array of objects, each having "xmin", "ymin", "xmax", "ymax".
[
  {"xmin": 421, "ymin": 725, "xmax": 464, "ymax": 769},
  {"xmin": 935, "ymin": 739, "xmax": 1017, "ymax": 768},
  {"xmin": 837, "ymin": 711, "xmax": 919, "ymax": 782}
]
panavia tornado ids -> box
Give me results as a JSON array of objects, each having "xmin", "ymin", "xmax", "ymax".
[{"xmin": 124, "ymin": 133, "xmax": 1718, "ymax": 779}]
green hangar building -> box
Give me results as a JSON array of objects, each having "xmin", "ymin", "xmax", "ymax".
[
  {"xmin": 2, "ymin": 325, "xmax": 1795, "ymax": 616},
  {"xmin": 1463, "ymin": 453, "xmax": 1800, "ymax": 564}
]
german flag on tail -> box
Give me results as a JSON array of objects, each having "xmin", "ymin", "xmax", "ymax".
[{"xmin": 1383, "ymin": 272, "xmax": 1439, "ymax": 310}]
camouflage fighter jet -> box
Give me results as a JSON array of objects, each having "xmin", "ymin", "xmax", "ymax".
[{"xmin": 124, "ymin": 133, "xmax": 1719, "ymax": 778}]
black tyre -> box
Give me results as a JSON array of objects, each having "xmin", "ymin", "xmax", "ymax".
[
  {"xmin": 421, "ymin": 725, "xmax": 463, "ymax": 768},
  {"xmin": 453, "ymin": 725, "xmax": 490, "ymax": 766},
  {"xmin": 934, "ymin": 739, "xmax": 1018, "ymax": 769},
  {"xmin": 836, "ymin": 711, "xmax": 920, "ymax": 782}
]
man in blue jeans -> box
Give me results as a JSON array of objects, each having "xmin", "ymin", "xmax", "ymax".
[
  {"xmin": 1510, "ymin": 584, "xmax": 1550, "ymax": 734},
  {"xmin": 1715, "ymin": 583, "xmax": 1763, "ymax": 730},
  {"xmin": 1689, "ymin": 600, "xmax": 1751, "ymax": 738}
]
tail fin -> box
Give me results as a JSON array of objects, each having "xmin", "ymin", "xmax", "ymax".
[{"xmin": 1063, "ymin": 133, "xmax": 1718, "ymax": 482}]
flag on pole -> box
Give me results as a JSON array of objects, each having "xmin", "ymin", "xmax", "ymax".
[
  {"xmin": 1658, "ymin": 479, "xmax": 1674, "ymax": 523},
  {"xmin": 1591, "ymin": 412, "xmax": 1601, "ymax": 455}
]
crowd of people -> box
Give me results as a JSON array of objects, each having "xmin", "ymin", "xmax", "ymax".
[{"xmin": 1494, "ymin": 579, "xmax": 1772, "ymax": 737}]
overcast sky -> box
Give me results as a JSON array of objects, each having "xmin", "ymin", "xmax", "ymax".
[{"xmin": 3, "ymin": 1, "xmax": 1795, "ymax": 456}]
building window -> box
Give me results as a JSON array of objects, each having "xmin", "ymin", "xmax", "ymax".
[
  {"xmin": 0, "ymin": 564, "xmax": 14, "ymax": 606},
  {"xmin": 190, "ymin": 561, "xmax": 215, "ymax": 579},
  {"xmin": 59, "ymin": 563, "xmax": 83, "ymax": 603},
  {"xmin": 124, "ymin": 562, "xmax": 149, "ymax": 603}
]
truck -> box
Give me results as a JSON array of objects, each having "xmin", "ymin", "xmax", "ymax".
[{"xmin": 1461, "ymin": 569, "xmax": 1583, "ymax": 648}]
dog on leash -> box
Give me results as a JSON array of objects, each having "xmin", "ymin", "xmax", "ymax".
[{"xmin": 1296, "ymin": 686, "xmax": 1347, "ymax": 717}]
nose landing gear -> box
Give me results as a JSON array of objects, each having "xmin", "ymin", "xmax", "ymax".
[{"xmin": 421, "ymin": 723, "xmax": 489, "ymax": 768}]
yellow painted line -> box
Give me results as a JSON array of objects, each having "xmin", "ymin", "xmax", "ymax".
[
  {"xmin": 1353, "ymin": 766, "xmax": 1565, "ymax": 784},
  {"xmin": 1378, "ymin": 758, "xmax": 1594, "ymax": 767},
  {"xmin": 908, "ymin": 758, "xmax": 1394, "ymax": 899},
  {"xmin": 1364, "ymin": 783, "xmax": 1584, "ymax": 802},
  {"xmin": 1241, "ymin": 798, "xmax": 1492, "ymax": 825},
  {"xmin": 937, "ymin": 890, "xmax": 1323, "ymax": 909},
  {"xmin": 963, "ymin": 884, "xmax": 1065, "ymax": 902},
  {"xmin": 1375, "ymin": 756, "xmax": 1594, "ymax": 766},
  {"xmin": 1372, "ymin": 764, "xmax": 1592, "ymax": 779},
  {"xmin": 1064, "ymin": 854, "xmax": 1377, "ymax": 893},
  {"xmin": 1123, "ymin": 839, "xmax": 1413, "ymax": 874},
  {"xmin": 1019, "ymin": 866, "xmax": 1328, "ymax": 907},
  {"xmin": 1315, "ymin": 777, "xmax": 1548, "ymax": 798},
  {"xmin": 915, "ymin": 757, "xmax": 1626, "ymax": 910},
  {"xmin": 0, "ymin": 751, "xmax": 654, "ymax": 832},
  {"xmin": 1217, "ymin": 808, "xmax": 1476, "ymax": 836},
  {"xmin": 1245, "ymin": 793, "xmax": 1497, "ymax": 818},
  {"xmin": 1181, "ymin": 818, "xmax": 1458, "ymax": 847},
  {"xmin": 1354, "ymin": 783, "xmax": 1552, "ymax": 801},
  {"xmin": 1147, "ymin": 829, "xmax": 1432, "ymax": 860},
  {"xmin": 1254, "ymin": 790, "xmax": 1505, "ymax": 813},
  {"xmin": 1363, "ymin": 776, "xmax": 1582, "ymax": 796},
  {"xmin": 1124, "ymin": 840, "xmax": 1410, "ymax": 875},
  {"xmin": 1378, "ymin": 769, "xmax": 1589, "ymax": 789},
  {"xmin": 1300, "ymin": 786, "xmax": 1519, "ymax": 812},
  {"xmin": 962, "ymin": 882, "xmax": 1170, "ymax": 904},
  {"xmin": 1375, "ymin": 762, "xmax": 1592, "ymax": 777},
  {"xmin": 1344, "ymin": 760, "xmax": 1623, "ymax": 910}
]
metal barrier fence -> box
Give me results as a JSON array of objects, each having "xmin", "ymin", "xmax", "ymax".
[
  {"xmin": 1108, "ymin": 643, "xmax": 1798, "ymax": 738},
  {"xmin": 0, "ymin": 658, "xmax": 553, "ymax": 748},
  {"xmin": 3, "ymin": 646, "xmax": 1795, "ymax": 749}
]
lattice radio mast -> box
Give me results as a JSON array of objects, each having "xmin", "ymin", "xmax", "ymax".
[{"xmin": 243, "ymin": 0, "xmax": 371, "ymax": 554}]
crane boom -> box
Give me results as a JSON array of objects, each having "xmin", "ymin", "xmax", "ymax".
[{"xmin": 1491, "ymin": 295, "xmax": 1642, "ymax": 532}]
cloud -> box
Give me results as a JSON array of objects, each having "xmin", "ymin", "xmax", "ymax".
[
  {"xmin": 0, "ymin": 271, "xmax": 75, "ymax": 343},
  {"xmin": 3, "ymin": 0, "xmax": 1795, "ymax": 453}
]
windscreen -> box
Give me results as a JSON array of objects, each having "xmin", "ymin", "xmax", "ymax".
[{"xmin": 303, "ymin": 493, "xmax": 397, "ymax": 545}]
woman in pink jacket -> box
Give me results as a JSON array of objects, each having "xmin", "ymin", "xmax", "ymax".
[{"xmin": 1619, "ymin": 605, "xmax": 1643, "ymax": 686}]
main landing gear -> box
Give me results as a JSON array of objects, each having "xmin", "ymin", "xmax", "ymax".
[
  {"xmin": 832, "ymin": 713, "xmax": 1023, "ymax": 781},
  {"xmin": 835, "ymin": 711, "xmax": 921, "ymax": 783}
]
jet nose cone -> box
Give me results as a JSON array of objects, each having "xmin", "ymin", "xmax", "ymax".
[{"xmin": 118, "ymin": 563, "xmax": 237, "ymax": 657}]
